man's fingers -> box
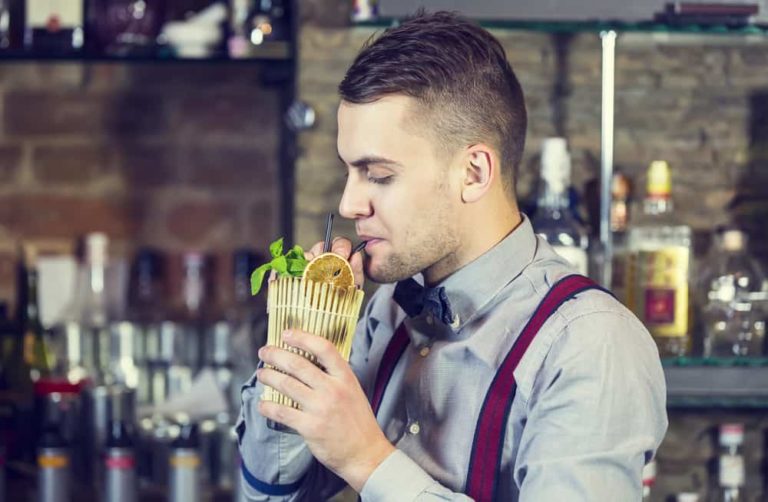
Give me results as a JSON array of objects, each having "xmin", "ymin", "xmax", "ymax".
[
  {"xmin": 306, "ymin": 241, "xmax": 324, "ymax": 261},
  {"xmin": 256, "ymin": 367, "xmax": 313, "ymax": 407},
  {"xmin": 349, "ymin": 249, "xmax": 364, "ymax": 289},
  {"xmin": 258, "ymin": 345, "xmax": 327, "ymax": 389},
  {"xmin": 257, "ymin": 399, "xmax": 304, "ymax": 431},
  {"xmin": 331, "ymin": 237, "xmax": 353, "ymax": 259},
  {"xmin": 282, "ymin": 330, "xmax": 348, "ymax": 377}
]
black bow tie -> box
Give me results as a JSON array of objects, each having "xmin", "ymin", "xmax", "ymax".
[{"xmin": 393, "ymin": 278, "xmax": 455, "ymax": 326}]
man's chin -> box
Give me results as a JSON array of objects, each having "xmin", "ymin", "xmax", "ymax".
[{"xmin": 364, "ymin": 259, "xmax": 415, "ymax": 284}]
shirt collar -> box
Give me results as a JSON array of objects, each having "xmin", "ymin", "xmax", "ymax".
[{"xmin": 406, "ymin": 214, "xmax": 537, "ymax": 336}]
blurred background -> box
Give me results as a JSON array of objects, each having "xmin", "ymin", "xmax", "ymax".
[{"xmin": 1, "ymin": 0, "xmax": 768, "ymax": 501}]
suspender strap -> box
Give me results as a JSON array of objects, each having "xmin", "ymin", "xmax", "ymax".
[
  {"xmin": 465, "ymin": 275, "xmax": 604, "ymax": 502},
  {"xmin": 371, "ymin": 323, "xmax": 410, "ymax": 416}
]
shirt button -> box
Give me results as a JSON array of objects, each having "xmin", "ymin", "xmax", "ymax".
[
  {"xmin": 408, "ymin": 421, "xmax": 421, "ymax": 435},
  {"xmin": 419, "ymin": 346, "xmax": 430, "ymax": 357}
]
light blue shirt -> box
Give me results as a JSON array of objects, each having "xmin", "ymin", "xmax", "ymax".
[{"xmin": 237, "ymin": 215, "xmax": 668, "ymax": 501}]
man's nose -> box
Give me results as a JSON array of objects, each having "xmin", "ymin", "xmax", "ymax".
[{"xmin": 339, "ymin": 176, "xmax": 372, "ymax": 220}]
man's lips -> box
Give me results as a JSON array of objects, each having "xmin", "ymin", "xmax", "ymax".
[{"xmin": 357, "ymin": 235, "xmax": 383, "ymax": 250}]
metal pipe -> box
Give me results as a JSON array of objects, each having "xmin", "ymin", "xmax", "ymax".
[{"xmin": 600, "ymin": 30, "xmax": 617, "ymax": 287}]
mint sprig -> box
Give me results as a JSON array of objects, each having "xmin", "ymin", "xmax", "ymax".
[{"xmin": 251, "ymin": 237, "xmax": 308, "ymax": 295}]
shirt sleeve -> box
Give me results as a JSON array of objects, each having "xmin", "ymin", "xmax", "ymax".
[
  {"xmin": 514, "ymin": 309, "xmax": 668, "ymax": 501},
  {"xmin": 360, "ymin": 450, "xmax": 474, "ymax": 502},
  {"xmin": 237, "ymin": 375, "xmax": 347, "ymax": 501}
]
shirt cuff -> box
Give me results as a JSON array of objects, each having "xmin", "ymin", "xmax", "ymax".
[{"xmin": 360, "ymin": 449, "xmax": 435, "ymax": 502}]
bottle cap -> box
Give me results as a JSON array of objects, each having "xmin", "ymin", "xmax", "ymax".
[
  {"xmin": 719, "ymin": 423, "xmax": 744, "ymax": 447},
  {"xmin": 86, "ymin": 232, "xmax": 109, "ymax": 266},
  {"xmin": 106, "ymin": 419, "xmax": 134, "ymax": 448},
  {"xmin": 540, "ymin": 137, "xmax": 571, "ymax": 194},
  {"xmin": 720, "ymin": 229, "xmax": 747, "ymax": 252},
  {"xmin": 172, "ymin": 422, "xmax": 200, "ymax": 449},
  {"xmin": 646, "ymin": 160, "xmax": 672, "ymax": 199}
]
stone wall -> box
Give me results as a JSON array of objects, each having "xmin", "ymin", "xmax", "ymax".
[
  {"xmin": 295, "ymin": 22, "xmax": 768, "ymax": 501},
  {"xmin": 0, "ymin": 62, "xmax": 282, "ymax": 307}
]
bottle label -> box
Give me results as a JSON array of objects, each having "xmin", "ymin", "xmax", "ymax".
[
  {"xmin": 551, "ymin": 246, "xmax": 588, "ymax": 276},
  {"xmin": 106, "ymin": 455, "xmax": 135, "ymax": 470},
  {"xmin": 719, "ymin": 454, "xmax": 745, "ymax": 487},
  {"xmin": 634, "ymin": 246, "xmax": 690, "ymax": 338},
  {"xmin": 26, "ymin": 0, "xmax": 83, "ymax": 29},
  {"xmin": 170, "ymin": 454, "xmax": 200, "ymax": 469},
  {"xmin": 38, "ymin": 454, "xmax": 68, "ymax": 469}
]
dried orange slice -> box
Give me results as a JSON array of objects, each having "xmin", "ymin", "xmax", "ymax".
[{"xmin": 302, "ymin": 252, "xmax": 354, "ymax": 288}]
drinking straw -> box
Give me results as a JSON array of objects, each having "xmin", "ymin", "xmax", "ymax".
[{"xmin": 323, "ymin": 213, "xmax": 334, "ymax": 253}]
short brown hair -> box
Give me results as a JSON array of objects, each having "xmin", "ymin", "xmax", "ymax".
[{"xmin": 338, "ymin": 10, "xmax": 527, "ymax": 193}]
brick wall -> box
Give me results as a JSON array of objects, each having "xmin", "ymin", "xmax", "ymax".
[
  {"xmin": 294, "ymin": 22, "xmax": 768, "ymax": 502},
  {"xmin": 0, "ymin": 62, "xmax": 283, "ymax": 308}
]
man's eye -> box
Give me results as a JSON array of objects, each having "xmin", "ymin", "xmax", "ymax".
[{"xmin": 368, "ymin": 175, "xmax": 393, "ymax": 185}]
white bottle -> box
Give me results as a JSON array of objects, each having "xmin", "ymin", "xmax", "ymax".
[
  {"xmin": 531, "ymin": 138, "xmax": 589, "ymax": 275},
  {"xmin": 717, "ymin": 423, "xmax": 745, "ymax": 502}
]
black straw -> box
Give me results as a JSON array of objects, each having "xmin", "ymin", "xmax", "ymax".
[
  {"xmin": 323, "ymin": 213, "xmax": 334, "ymax": 253},
  {"xmin": 352, "ymin": 240, "xmax": 367, "ymax": 255}
]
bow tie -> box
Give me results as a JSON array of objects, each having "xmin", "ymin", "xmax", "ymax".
[{"xmin": 393, "ymin": 278, "xmax": 455, "ymax": 326}]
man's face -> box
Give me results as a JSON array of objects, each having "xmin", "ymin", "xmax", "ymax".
[{"xmin": 337, "ymin": 95, "xmax": 462, "ymax": 284}]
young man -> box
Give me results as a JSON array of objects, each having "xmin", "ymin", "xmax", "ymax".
[{"xmin": 238, "ymin": 11, "xmax": 667, "ymax": 501}]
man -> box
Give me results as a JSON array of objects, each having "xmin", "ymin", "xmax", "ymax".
[{"xmin": 238, "ymin": 10, "xmax": 667, "ymax": 501}]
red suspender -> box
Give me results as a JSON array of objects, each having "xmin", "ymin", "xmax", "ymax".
[
  {"xmin": 370, "ymin": 275, "xmax": 605, "ymax": 501},
  {"xmin": 465, "ymin": 275, "xmax": 604, "ymax": 502},
  {"xmin": 371, "ymin": 323, "xmax": 410, "ymax": 416}
]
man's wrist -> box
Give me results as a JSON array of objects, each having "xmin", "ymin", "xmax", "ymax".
[{"xmin": 344, "ymin": 440, "xmax": 396, "ymax": 493}]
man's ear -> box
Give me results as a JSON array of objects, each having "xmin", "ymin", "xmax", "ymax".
[{"xmin": 461, "ymin": 144, "xmax": 495, "ymax": 203}]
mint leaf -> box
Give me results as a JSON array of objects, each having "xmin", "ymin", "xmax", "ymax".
[
  {"xmin": 250, "ymin": 263, "xmax": 272, "ymax": 295},
  {"xmin": 269, "ymin": 238, "xmax": 284, "ymax": 259},
  {"xmin": 271, "ymin": 255, "xmax": 288, "ymax": 275},
  {"xmin": 285, "ymin": 245, "xmax": 305, "ymax": 261},
  {"xmin": 287, "ymin": 258, "xmax": 308, "ymax": 275}
]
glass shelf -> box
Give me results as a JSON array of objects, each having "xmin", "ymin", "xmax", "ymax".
[
  {"xmin": 664, "ymin": 359, "xmax": 768, "ymax": 409},
  {"xmin": 0, "ymin": 41, "xmax": 293, "ymax": 63},
  {"xmin": 662, "ymin": 356, "xmax": 768, "ymax": 367},
  {"xmin": 355, "ymin": 18, "xmax": 768, "ymax": 36}
]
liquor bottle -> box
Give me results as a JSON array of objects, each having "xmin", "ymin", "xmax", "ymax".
[
  {"xmin": 716, "ymin": 423, "xmax": 745, "ymax": 502},
  {"xmin": 0, "ymin": 300, "xmax": 26, "ymax": 464},
  {"xmin": 24, "ymin": 0, "xmax": 84, "ymax": 54},
  {"xmin": 19, "ymin": 244, "xmax": 54, "ymax": 382},
  {"xmin": 0, "ymin": 245, "xmax": 55, "ymax": 466},
  {"xmin": 169, "ymin": 423, "xmax": 201, "ymax": 502},
  {"xmin": 626, "ymin": 161, "xmax": 692, "ymax": 357},
  {"xmin": 126, "ymin": 248, "xmax": 167, "ymax": 406},
  {"xmin": 697, "ymin": 228, "xmax": 766, "ymax": 358},
  {"xmin": 87, "ymin": 0, "xmax": 164, "ymax": 57},
  {"xmin": 610, "ymin": 171, "xmax": 631, "ymax": 303},
  {"xmin": 642, "ymin": 459, "xmax": 656, "ymax": 500},
  {"xmin": 159, "ymin": 252, "xmax": 209, "ymax": 401},
  {"xmin": 104, "ymin": 419, "xmax": 137, "ymax": 502},
  {"xmin": 37, "ymin": 410, "xmax": 71, "ymax": 502},
  {"xmin": 63, "ymin": 233, "xmax": 113, "ymax": 385},
  {"xmin": 531, "ymin": 138, "xmax": 589, "ymax": 275}
]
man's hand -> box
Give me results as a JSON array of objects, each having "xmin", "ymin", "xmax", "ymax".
[{"xmin": 256, "ymin": 329, "xmax": 395, "ymax": 492}]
